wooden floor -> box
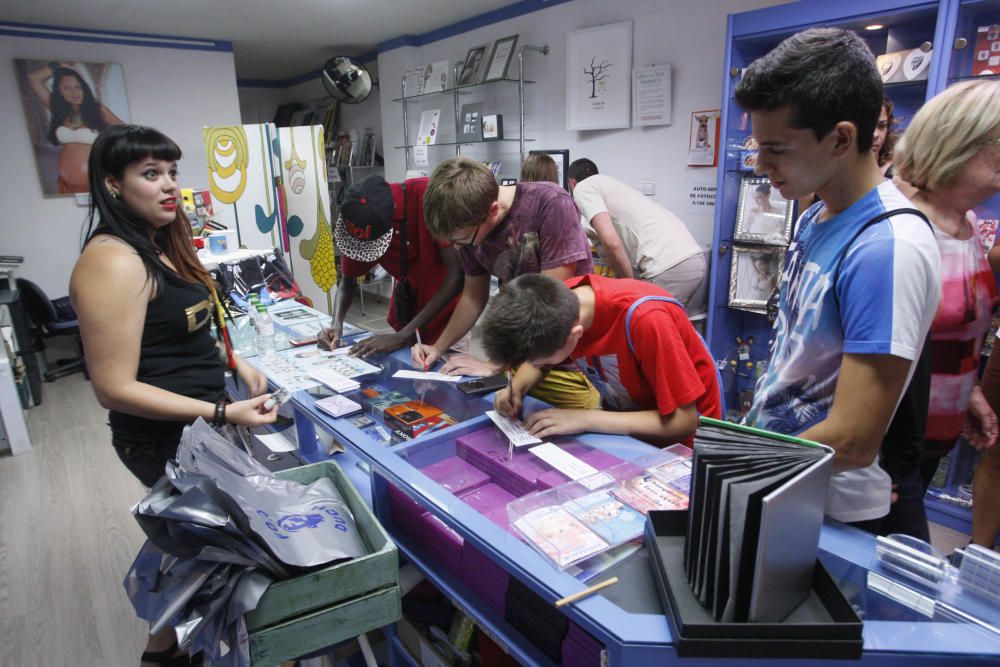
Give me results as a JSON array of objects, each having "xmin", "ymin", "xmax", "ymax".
[{"xmin": 0, "ymin": 370, "xmax": 149, "ymax": 666}]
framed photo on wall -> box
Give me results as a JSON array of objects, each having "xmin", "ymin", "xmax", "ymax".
[
  {"xmin": 484, "ymin": 35, "xmax": 519, "ymax": 81},
  {"xmin": 733, "ymin": 176, "xmax": 794, "ymax": 245},
  {"xmin": 566, "ymin": 21, "xmax": 632, "ymax": 130},
  {"xmin": 14, "ymin": 59, "xmax": 131, "ymax": 195},
  {"xmin": 529, "ymin": 149, "xmax": 570, "ymax": 190},
  {"xmin": 458, "ymin": 44, "xmax": 490, "ymax": 86},
  {"xmin": 728, "ymin": 245, "xmax": 785, "ymax": 313}
]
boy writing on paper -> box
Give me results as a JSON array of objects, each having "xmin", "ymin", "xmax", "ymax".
[
  {"xmin": 412, "ymin": 156, "xmax": 600, "ymax": 410},
  {"xmin": 736, "ymin": 28, "xmax": 941, "ymax": 529},
  {"xmin": 480, "ymin": 273, "xmax": 721, "ymax": 446}
]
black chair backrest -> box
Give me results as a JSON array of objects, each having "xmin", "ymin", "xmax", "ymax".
[{"xmin": 16, "ymin": 278, "xmax": 58, "ymax": 332}]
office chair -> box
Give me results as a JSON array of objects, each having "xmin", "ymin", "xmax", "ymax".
[{"xmin": 15, "ymin": 278, "xmax": 86, "ymax": 382}]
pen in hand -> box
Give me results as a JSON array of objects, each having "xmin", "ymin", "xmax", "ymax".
[{"xmin": 414, "ymin": 328, "xmax": 428, "ymax": 371}]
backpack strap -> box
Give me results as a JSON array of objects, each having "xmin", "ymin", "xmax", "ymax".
[
  {"xmin": 831, "ymin": 207, "xmax": 931, "ymax": 307},
  {"xmin": 624, "ymin": 295, "xmax": 727, "ymax": 416}
]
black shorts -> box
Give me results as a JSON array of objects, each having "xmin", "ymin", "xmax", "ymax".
[{"xmin": 111, "ymin": 427, "xmax": 185, "ymax": 487}]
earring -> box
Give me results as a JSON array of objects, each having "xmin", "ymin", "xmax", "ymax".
[{"xmin": 109, "ymin": 189, "xmax": 121, "ymax": 199}]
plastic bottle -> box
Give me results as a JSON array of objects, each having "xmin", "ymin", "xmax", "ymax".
[{"xmin": 254, "ymin": 303, "xmax": 276, "ymax": 357}]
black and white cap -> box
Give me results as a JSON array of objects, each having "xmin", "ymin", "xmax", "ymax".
[{"xmin": 333, "ymin": 175, "xmax": 395, "ymax": 262}]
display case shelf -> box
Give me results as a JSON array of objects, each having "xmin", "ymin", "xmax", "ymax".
[
  {"xmin": 392, "ymin": 78, "xmax": 535, "ymax": 102},
  {"xmin": 394, "ymin": 138, "xmax": 532, "ymax": 150}
]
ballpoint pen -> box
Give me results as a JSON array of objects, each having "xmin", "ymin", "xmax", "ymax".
[
  {"xmin": 507, "ymin": 369, "xmax": 514, "ymax": 460},
  {"xmin": 414, "ymin": 328, "xmax": 428, "ymax": 371}
]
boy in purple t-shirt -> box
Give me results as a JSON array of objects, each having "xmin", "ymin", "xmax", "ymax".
[{"xmin": 413, "ymin": 157, "xmax": 598, "ymax": 409}]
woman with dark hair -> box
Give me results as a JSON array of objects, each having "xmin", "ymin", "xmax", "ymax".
[
  {"xmin": 28, "ymin": 62, "xmax": 124, "ymax": 192},
  {"xmin": 872, "ymin": 96, "xmax": 899, "ymax": 177},
  {"xmin": 69, "ymin": 125, "xmax": 277, "ymax": 666}
]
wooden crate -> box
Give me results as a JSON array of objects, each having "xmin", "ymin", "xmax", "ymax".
[{"xmin": 246, "ymin": 461, "xmax": 400, "ymax": 664}]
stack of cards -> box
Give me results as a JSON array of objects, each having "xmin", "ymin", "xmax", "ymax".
[
  {"xmin": 419, "ymin": 457, "xmax": 490, "ymax": 496},
  {"xmin": 459, "ymin": 542, "xmax": 509, "ymax": 615},
  {"xmin": 685, "ymin": 423, "xmax": 832, "ymax": 622},
  {"xmin": 459, "ymin": 483, "xmax": 516, "ymax": 531},
  {"xmin": 309, "ymin": 368, "xmax": 360, "ymax": 393},
  {"xmin": 562, "ymin": 622, "xmax": 604, "ymax": 667}
]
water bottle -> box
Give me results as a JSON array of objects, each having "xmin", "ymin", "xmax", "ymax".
[{"xmin": 254, "ymin": 303, "xmax": 276, "ymax": 357}]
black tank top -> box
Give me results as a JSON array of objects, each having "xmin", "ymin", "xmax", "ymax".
[{"xmin": 101, "ymin": 239, "xmax": 225, "ymax": 434}]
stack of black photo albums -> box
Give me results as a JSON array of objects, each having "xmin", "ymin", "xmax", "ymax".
[{"xmin": 645, "ymin": 418, "xmax": 864, "ymax": 659}]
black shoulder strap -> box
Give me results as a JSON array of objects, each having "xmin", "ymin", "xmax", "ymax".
[
  {"xmin": 832, "ymin": 207, "xmax": 931, "ymax": 307},
  {"xmin": 398, "ymin": 182, "xmax": 409, "ymax": 280}
]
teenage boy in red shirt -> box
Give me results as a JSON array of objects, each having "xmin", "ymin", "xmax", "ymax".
[{"xmin": 482, "ymin": 273, "xmax": 720, "ymax": 445}]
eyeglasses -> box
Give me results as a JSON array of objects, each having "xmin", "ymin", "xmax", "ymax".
[{"xmin": 451, "ymin": 223, "xmax": 482, "ymax": 247}]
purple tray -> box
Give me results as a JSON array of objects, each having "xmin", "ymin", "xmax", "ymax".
[
  {"xmin": 419, "ymin": 512, "xmax": 463, "ymax": 575},
  {"xmin": 419, "ymin": 456, "xmax": 491, "ymax": 496},
  {"xmin": 459, "ymin": 483, "xmax": 516, "ymax": 515}
]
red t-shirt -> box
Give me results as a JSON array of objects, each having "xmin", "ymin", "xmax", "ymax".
[
  {"xmin": 566, "ymin": 274, "xmax": 721, "ymax": 428},
  {"xmin": 340, "ymin": 178, "xmax": 458, "ymax": 344}
]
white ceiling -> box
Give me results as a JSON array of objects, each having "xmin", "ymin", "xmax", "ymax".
[{"xmin": 1, "ymin": 0, "xmax": 524, "ymax": 81}]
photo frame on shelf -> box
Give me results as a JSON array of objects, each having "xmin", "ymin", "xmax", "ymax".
[
  {"xmin": 566, "ymin": 21, "xmax": 632, "ymax": 130},
  {"xmin": 423, "ymin": 60, "xmax": 449, "ymax": 93},
  {"xmin": 458, "ymin": 44, "xmax": 490, "ymax": 86},
  {"xmin": 482, "ymin": 114, "xmax": 503, "ymax": 141},
  {"xmin": 402, "ymin": 67, "xmax": 426, "ymax": 97},
  {"xmin": 728, "ymin": 245, "xmax": 785, "ymax": 313},
  {"xmin": 458, "ymin": 103, "xmax": 484, "ymax": 143},
  {"xmin": 733, "ymin": 176, "xmax": 794, "ymax": 245},
  {"xmin": 529, "ymin": 149, "xmax": 570, "ymax": 190},
  {"xmin": 483, "ymin": 35, "xmax": 519, "ymax": 82}
]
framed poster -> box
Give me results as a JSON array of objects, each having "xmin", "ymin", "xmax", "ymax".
[
  {"xmin": 529, "ymin": 149, "xmax": 570, "ymax": 190},
  {"xmin": 458, "ymin": 44, "xmax": 490, "ymax": 86},
  {"xmin": 729, "ymin": 245, "xmax": 785, "ymax": 313},
  {"xmin": 566, "ymin": 21, "xmax": 632, "ymax": 131},
  {"xmin": 733, "ymin": 176, "xmax": 794, "ymax": 245},
  {"xmin": 633, "ymin": 65, "xmax": 671, "ymax": 126},
  {"xmin": 484, "ymin": 35, "xmax": 519, "ymax": 82},
  {"xmin": 687, "ymin": 109, "xmax": 720, "ymax": 167},
  {"xmin": 14, "ymin": 59, "xmax": 130, "ymax": 195}
]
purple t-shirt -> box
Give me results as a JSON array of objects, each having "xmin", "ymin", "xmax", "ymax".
[{"xmin": 459, "ymin": 181, "xmax": 593, "ymax": 281}]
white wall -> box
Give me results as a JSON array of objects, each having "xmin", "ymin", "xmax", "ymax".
[
  {"xmin": 238, "ymin": 86, "xmax": 289, "ymax": 125},
  {"xmin": 377, "ymin": 0, "xmax": 789, "ymax": 246},
  {"xmin": 0, "ymin": 34, "xmax": 241, "ymax": 296}
]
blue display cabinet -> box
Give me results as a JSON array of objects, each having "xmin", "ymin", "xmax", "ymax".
[
  {"xmin": 274, "ymin": 348, "xmax": 999, "ymax": 666},
  {"xmin": 706, "ymin": 0, "xmax": 952, "ymax": 413}
]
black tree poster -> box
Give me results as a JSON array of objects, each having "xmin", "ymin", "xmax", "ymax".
[{"xmin": 567, "ymin": 21, "xmax": 632, "ymax": 130}]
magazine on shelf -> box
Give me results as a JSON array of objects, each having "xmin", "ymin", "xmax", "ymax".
[{"xmin": 416, "ymin": 109, "xmax": 441, "ymax": 146}]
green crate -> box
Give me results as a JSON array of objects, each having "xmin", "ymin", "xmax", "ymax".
[{"xmin": 246, "ymin": 461, "xmax": 400, "ymax": 665}]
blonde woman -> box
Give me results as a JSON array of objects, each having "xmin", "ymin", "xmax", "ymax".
[{"xmin": 889, "ymin": 79, "xmax": 1000, "ymax": 539}]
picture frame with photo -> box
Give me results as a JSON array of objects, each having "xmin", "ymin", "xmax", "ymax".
[
  {"xmin": 458, "ymin": 44, "xmax": 490, "ymax": 86},
  {"xmin": 482, "ymin": 114, "xmax": 503, "ymax": 141},
  {"xmin": 458, "ymin": 103, "xmax": 484, "ymax": 143},
  {"xmin": 733, "ymin": 176, "xmax": 794, "ymax": 245},
  {"xmin": 728, "ymin": 245, "xmax": 785, "ymax": 313},
  {"xmin": 483, "ymin": 35, "xmax": 519, "ymax": 82},
  {"xmin": 529, "ymin": 149, "xmax": 570, "ymax": 190}
]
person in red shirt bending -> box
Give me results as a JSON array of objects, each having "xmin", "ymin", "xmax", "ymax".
[
  {"xmin": 483, "ymin": 273, "xmax": 720, "ymax": 445},
  {"xmin": 319, "ymin": 175, "xmax": 464, "ymax": 356}
]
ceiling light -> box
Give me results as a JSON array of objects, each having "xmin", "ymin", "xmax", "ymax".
[{"xmin": 865, "ymin": 24, "xmax": 886, "ymax": 31}]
